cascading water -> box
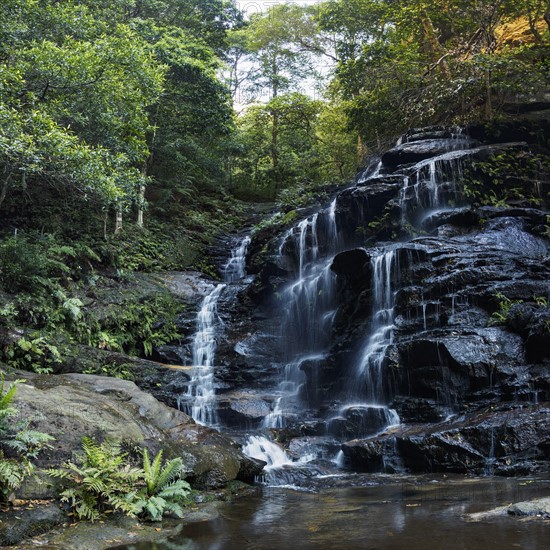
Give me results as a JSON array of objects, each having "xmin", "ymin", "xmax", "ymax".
[
  {"xmin": 352, "ymin": 250, "xmax": 400, "ymax": 429},
  {"xmin": 398, "ymin": 142, "xmax": 477, "ymax": 224},
  {"xmin": 243, "ymin": 130, "xmax": 495, "ymax": 476},
  {"xmin": 224, "ymin": 236, "xmax": 251, "ymax": 282},
  {"xmin": 262, "ymin": 202, "xmax": 340, "ymax": 429},
  {"xmin": 181, "ymin": 236, "xmax": 250, "ymax": 426},
  {"xmin": 328, "ymin": 249, "xmax": 400, "ymax": 438},
  {"xmin": 184, "ymin": 283, "xmax": 226, "ymax": 426}
]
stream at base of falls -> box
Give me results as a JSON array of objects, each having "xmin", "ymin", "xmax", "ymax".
[{"xmin": 110, "ymin": 474, "xmax": 549, "ymax": 550}]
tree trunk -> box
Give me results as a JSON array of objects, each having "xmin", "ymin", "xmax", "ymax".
[
  {"xmin": 271, "ymin": 109, "xmax": 281, "ymax": 194},
  {"xmin": 137, "ymin": 184, "xmax": 145, "ymax": 228},
  {"xmin": 270, "ymin": 60, "xmax": 282, "ymax": 194},
  {"xmin": 103, "ymin": 210, "xmax": 108, "ymax": 240},
  {"xmin": 545, "ymin": 4, "xmax": 550, "ymax": 33},
  {"xmin": 115, "ymin": 208, "xmax": 123, "ymax": 235}
]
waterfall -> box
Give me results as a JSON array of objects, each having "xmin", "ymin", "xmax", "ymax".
[
  {"xmin": 181, "ymin": 236, "xmax": 250, "ymax": 426},
  {"xmin": 184, "ymin": 283, "xmax": 226, "ymax": 426},
  {"xmin": 263, "ymin": 202, "xmax": 339, "ymax": 428},
  {"xmin": 224, "ymin": 235, "xmax": 251, "ymax": 282},
  {"xmin": 242, "ymin": 435, "xmax": 294, "ymax": 470},
  {"xmin": 356, "ymin": 250, "xmax": 396, "ymax": 400},
  {"xmin": 326, "ymin": 249, "xmax": 400, "ymax": 438},
  {"xmin": 399, "ymin": 148, "xmax": 474, "ymax": 225}
]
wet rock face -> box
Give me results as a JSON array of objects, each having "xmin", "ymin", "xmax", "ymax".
[
  {"xmin": 382, "ymin": 137, "xmax": 474, "ymax": 168},
  {"xmin": 11, "ymin": 373, "xmax": 263, "ymax": 490},
  {"xmin": 342, "ymin": 404, "xmax": 550, "ymax": 475},
  {"xmin": 321, "ymin": 126, "xmax": 550, "ymax": 473},
  {"xmin": 210, "ymin": 122, "xmax": 550, "ymax": 476}
]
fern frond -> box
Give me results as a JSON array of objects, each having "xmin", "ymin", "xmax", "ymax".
[
  {"xmin": 157, "ymin": 480, "xmax": 191, "ymax": 501},
  {"xmin": 154, "ymin": 457, "xmax": 183, "ymax": 492},
  {"xmin": 162, "ymin": 500, "xmax": 184, "ymax": 519},
  {"xmin": 144, "ymin": 496, "xmax": 166, "ymax": 521}
]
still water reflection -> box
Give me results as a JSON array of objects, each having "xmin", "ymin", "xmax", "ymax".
[{"xmin": 113, "ymin": 475, "xmax": 549, "ymax": 550}]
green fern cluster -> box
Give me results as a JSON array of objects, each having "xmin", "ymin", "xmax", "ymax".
[
  {"xmin": 48, "ymin": 437, "xmax": 142, "ymax": 521},
  {"xmin": 135, "ymin": 449, "xmax": 191, "ymax": 522},
  {"xmin": 48, "ymin": 439, "xmax": 191, "ymax": 522},
  {"xmin": 0, "ymin": 374, "xmax": 54, "ymax": 502}
]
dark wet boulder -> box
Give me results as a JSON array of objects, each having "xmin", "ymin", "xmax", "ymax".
[
  {"xmin": 331, "ymin": 248, "xmax": 371, "ymax": 290},
  {"xmin": 420, "ymin": 207, "xmax": 480, "ymax": 233},
  {"xmin": 508, "ymin": 303, "xmax": 550, "ymax": 362},
  {"xmin": 391, "ymin": 397, "xmax": 446, "ymax": 423},
  {"xmin": 382, "ymin": 138, "xmax": 473, "ymax": 169},
  {"xmin": 342, "ymin": 404, "xmax": 550, "ymax": 474},
  {"xmin": 340, "ymin": 438, "xmax": 389, "ymax": 472},
  {"xmin": 217, "ymin": 393, "xmax": 271, "ymax": 428},
  {"xmin": 328, "ymin": 405, "xmax": 397, "ymax": 439}
]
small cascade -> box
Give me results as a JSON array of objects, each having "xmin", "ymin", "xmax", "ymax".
[
  {"xmin": 183, "ymin": 283, "xmax": 226, "ymax": 426},
  {"xmin": 357, "ymin": 250, "xmax": 396, "ymax": 399},
  {"xmin": 224, "ymin": 236, "xmax": 251, "ymax": 282},
  {"xmin": 399, "ymin": 148, "xmax": 474, "ymax": 225},
  {"xmin": 181, "ymin": 236, "xmax": 251, "ymax": 426},
  {"xmin": 264, "ymin": 203, "xmax": 340, "ymax": 427},
  {"xmin": 242, "ymin": 435, "xmax": 316, "ymax": 486},
  {"xmin": 330, "ymin": 248, "xmax": 400, "ymax": 436},
  {"xmin": 356, "ymin": 157, "xmax": 382, "ymax": 184},
  {"xmin": 242, "ymin": 435, "xmax": 294, "ymax": 470}
]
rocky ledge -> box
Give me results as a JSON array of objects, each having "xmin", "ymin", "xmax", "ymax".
[{"xmin": 10, "ymin": 371, "xmax": 263, "ymax": 495}]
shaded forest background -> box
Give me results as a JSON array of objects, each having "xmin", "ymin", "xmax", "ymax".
[{"xmin": 0, "ymin": 0, "xmax": 548, "ymax": 369}]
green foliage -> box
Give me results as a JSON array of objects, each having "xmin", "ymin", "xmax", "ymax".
[
  {"xmin": 317, "ymin": 0, "xmax": 550, "ymax": 147},
  {"xmin": 0, "ymin": 303, "xmax": 18, "ymax": 329},
  {"xmin": 48, "ymin": 437, "xmax": 143, "ymax": 521},
  {"xmin": 48, "ymin": 439, "xmax": 191, "ymax": 522},
  {"xmin": 488, "ymin": 292, "xmax": 522, "ymax": 326},
  {"xmin": 0, "ymin": 234, "xmax": 100, "ymax": 294},
  {"xmin": 134, "ymin": 449, "xmax": 191, "ymax": 522},
  {"xmin": 1, "ymin": 0, "xmax": 242, "ymax": 254},
  {"xmin": 488, "ymin": 292, "xmax": 550, "ymax": 326},
  {"xmin": 2, "ymin": 334, "xmax": 61, "ymax": 374},
  {"xmin": 99, "ymin": 294, "xmax": 180, "ymax": 358},
  {"xmin": 0, "ymin": 374, "xmax": 53, "ymax": 502},
  {"xmin": 463, "ymin": 151, "xmax": 550, "ymax": 207}
]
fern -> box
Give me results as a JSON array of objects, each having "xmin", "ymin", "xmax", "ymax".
[
  {"xmin": 0, "ymin": 375, "xmax": 52, "ymax": 501},
  {"xmin": 47, "ymin": 441, "xmax": 192, "ymax": 522},
  {"xmin": 47, "ymin": 437, "xmax": 142, "ymax": 521},
  {"xmin": 136, "ymin": 449, "xmax": 191, "ymax": 522}
]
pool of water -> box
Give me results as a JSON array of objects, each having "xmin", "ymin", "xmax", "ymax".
[{"xmin": 113, "ymin": 474, "xmax": 549, "ymax": 550}]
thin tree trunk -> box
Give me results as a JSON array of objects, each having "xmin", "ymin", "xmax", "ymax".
[
  {"xmin": 103, "ymin": 210, "xmax": 108, "ymax": 240},
  {"xmin": 137, "ymin": 184, "xmax": 145, "ymax": 228},
  {"xmin": 271, "ymin": 110, "xmax": 281, "ymax": 193},
  {"xmin": 115, "ymin": 208, "xmax": 123, "ymax": 235},
  {"xmin": 271, "ymin": 61, "xmax": 282, "ymax": 194}
]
